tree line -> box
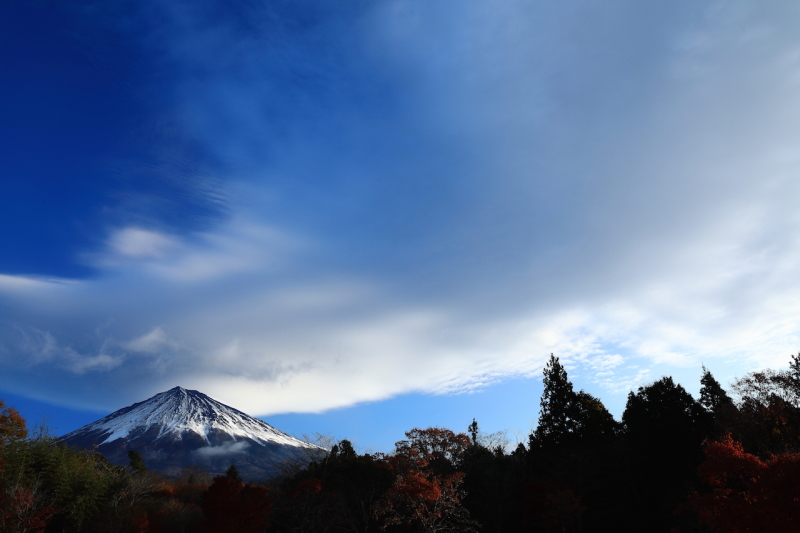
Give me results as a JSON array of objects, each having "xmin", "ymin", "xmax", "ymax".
[{"xmin": 2, "ymin": 353, "xmax": 800, "ymax": 532}]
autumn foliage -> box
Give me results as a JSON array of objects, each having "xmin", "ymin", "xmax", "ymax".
[
  {"xmin": 371, "ymin": 427, "xmax": 477, "ymax": 532},
  {"xmin": 0, "ymin": 401, "xmax": 26, "ymax": 444},
  {"xmin": 373, "ymin": 458, "xmax": 476, "ymax": 532},
  {"xmin": 0, "ymin": 461, "xmax": 56, "ymax": 533},
  {"xmin": 4, "ymin": 353, "xmax": 800, "ymax": 532},
  {"xmin": 691, "ymin": 434, "xmax": 800, "ymax": 533}
]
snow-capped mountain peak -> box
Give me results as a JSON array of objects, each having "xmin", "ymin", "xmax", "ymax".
[
  {"xmin": 62, "ymin": 386, "xmax": 319, "ymax": 453},
  {"xmin": 60, "ymin": 387, "xmax": 325, "ymax": 479}
]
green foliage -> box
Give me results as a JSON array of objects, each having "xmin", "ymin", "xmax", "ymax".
[
  {"xmin": 127, "ymin": 450, "xmax": 147, "ymax": 475},
  {"xmin": 1, "ymin": 434, "xmax": 114, "ymax": 532}
]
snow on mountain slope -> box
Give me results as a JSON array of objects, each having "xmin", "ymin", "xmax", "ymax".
[{"xmin": 62, "ymin": 386, "xmax": 318, "ymax": 449}]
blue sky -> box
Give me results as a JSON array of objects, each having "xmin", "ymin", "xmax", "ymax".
[{"xmin": 3, "ymin": 0, "xmax": 800, "ymax": 452}]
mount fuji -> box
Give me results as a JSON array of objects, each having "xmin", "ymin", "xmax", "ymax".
[{"xmin": 60, "ymin": 387, "xmax": 323, "ymax": 480}]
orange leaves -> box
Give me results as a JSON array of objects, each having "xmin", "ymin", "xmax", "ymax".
[
  {"xmin": 691, "ymin": 434, "xmax": 800, "ymax": 533},
  {"xmin": 0, "ymin": 400, "xmax": 26, "ymax": 446},
  {"xmin": 373, "ymin": 469, "xmax": 472, "ymax": 532},
  {"xmin": 373, "ymin": 428, "xmax": 478, "ymax": 532},
  {"xmin": 696, "ymin": 434, "xmax": 765, "ymax": 490},
  {"xmin": 386, "ymin": 470, "xmax": 443, "ymax": 505}
]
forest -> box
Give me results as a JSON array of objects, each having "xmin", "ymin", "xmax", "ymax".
[{"xmin": 2, "ymin": 354, "xmax": 800, "ymax": 533}]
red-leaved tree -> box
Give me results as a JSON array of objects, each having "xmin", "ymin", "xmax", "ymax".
[
  {"xmin": 373, "ymin": 462, "xmax": 475, "ymax": 533},
  {"xmin": 691, "ymin": 434, "xmax": 800, "ymax": 532},
  {"xmin": 0, "ymin": 460, "xmax": 56, "ymax": 533},
  {"xmin": 373, "ymin": 429, "xmax": 478, "ymax": 533}
]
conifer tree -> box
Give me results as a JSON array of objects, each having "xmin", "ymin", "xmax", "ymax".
[
  {"xmin": 127, "ymin": 450, "xmax": 147, "ymax": 475},
  {"xmin": 533, "ymin": 354, "xmax": 576, "ymax": 449},
  {"xmin": 468, "ymin": 419, "xmax": 479, "ymax": 446},
  {"xmin": 699, "ymin": 365, "xmax": 733, "ymax": 414},
  {"xmin": 226, "ymin": 464, "xmax": 242, "ymax": 483},
  {"xmin": 789, "ymin": 353, "xmax": 800, "ymax": 396}
]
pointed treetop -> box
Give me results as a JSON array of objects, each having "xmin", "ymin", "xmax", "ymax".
[
  {"xmin": 128, "ymin": 450, "xmax": 147, "ymax": 474},
  {"xmin": 534, "ymin": 354, "xmax": 575, "ymax": 447},
  {"xmin": 226, "ymin": 464, "xmax": 242, "ymax": 483},
  {"xmin": 789, "ymin": 353, "xmax": 800, "ymax": 394},
  {"xmin": 468, "ymin": 419, "xmax": 479, "ymax": 445},
  {"xmin": 699, "ymin": 365, "xmax": 732, "ymax": 413}
]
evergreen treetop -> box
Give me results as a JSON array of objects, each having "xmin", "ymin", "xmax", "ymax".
[{"xmin": 699, "ymin": 365, "xmax": 733, "ymax": 414}]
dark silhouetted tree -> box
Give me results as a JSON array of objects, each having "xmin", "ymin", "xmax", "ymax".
[
  {"xmin": 531, "ymin": 355, "xmax": 617, "ymax": 453},
  {"xmin": 699, "ymin": 365, "xmax": 733, "ymax": 414},
  {"xmin": 533, "ymin": 354, "xmax": 576, "ymax": 451},
  {"xmin": 731, "ymin": 368, "xmax": 800, "ymax": 456},
  {"xmin": 225, "ymin": 464, "xmax": 242, "ymax": 483},
  {"xmin": 622, "ymin": 376, "xmax": 707, "ymax": 532},
  {"xmin": 467, "ymin": 419, "xmax": 479, "ymax": 446},
  {"xmin": 699, "ymin": 365, "xmax": 736, "ymax": 440}
]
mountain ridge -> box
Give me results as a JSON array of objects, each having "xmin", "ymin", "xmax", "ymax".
[{"xmin": 61, "ymin": 386, "xmax": 323, "ymax": 480}]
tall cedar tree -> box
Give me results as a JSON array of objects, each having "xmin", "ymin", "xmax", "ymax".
[
  {"xmin": 533, "ymin": 354, "xmax": 575, "ymax": 450},
  {"xmin": 699, "ymin": 365, "xmax": 736, "ymax": 440},
  {"xmin": 532, "ymin": 354, "xmax": 617, "ymax": 452},
  {"xmin": 699, "ymin": 365, "xmax": 733, "ymax": 413}
]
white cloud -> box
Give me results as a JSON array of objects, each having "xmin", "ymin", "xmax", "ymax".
[
  {"xmin": 93, "ymin": 220, "xmax": 302, "ymax": 283},
  {"xmin": 68, "ymin": 354, "xmax": 124, "ymax": 374},
  {"xmin": 194, "ymin": 440, "xmax": 250, "ymax": 458},
  {"xmin": 124, "ymin": 327, "xmax": 174, "ymax": 354},
  {"xmin": 110, "ymin": 228, "xmax": 178, "ymax": 259},
  {"xmin": 3, "ymin": 0, "xmax": 800, "ymax": 417}
]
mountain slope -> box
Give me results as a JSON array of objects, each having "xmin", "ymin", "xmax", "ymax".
[{"xmin": 61, "ymin": 387, "xmax": 323, "ymax": 480}]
